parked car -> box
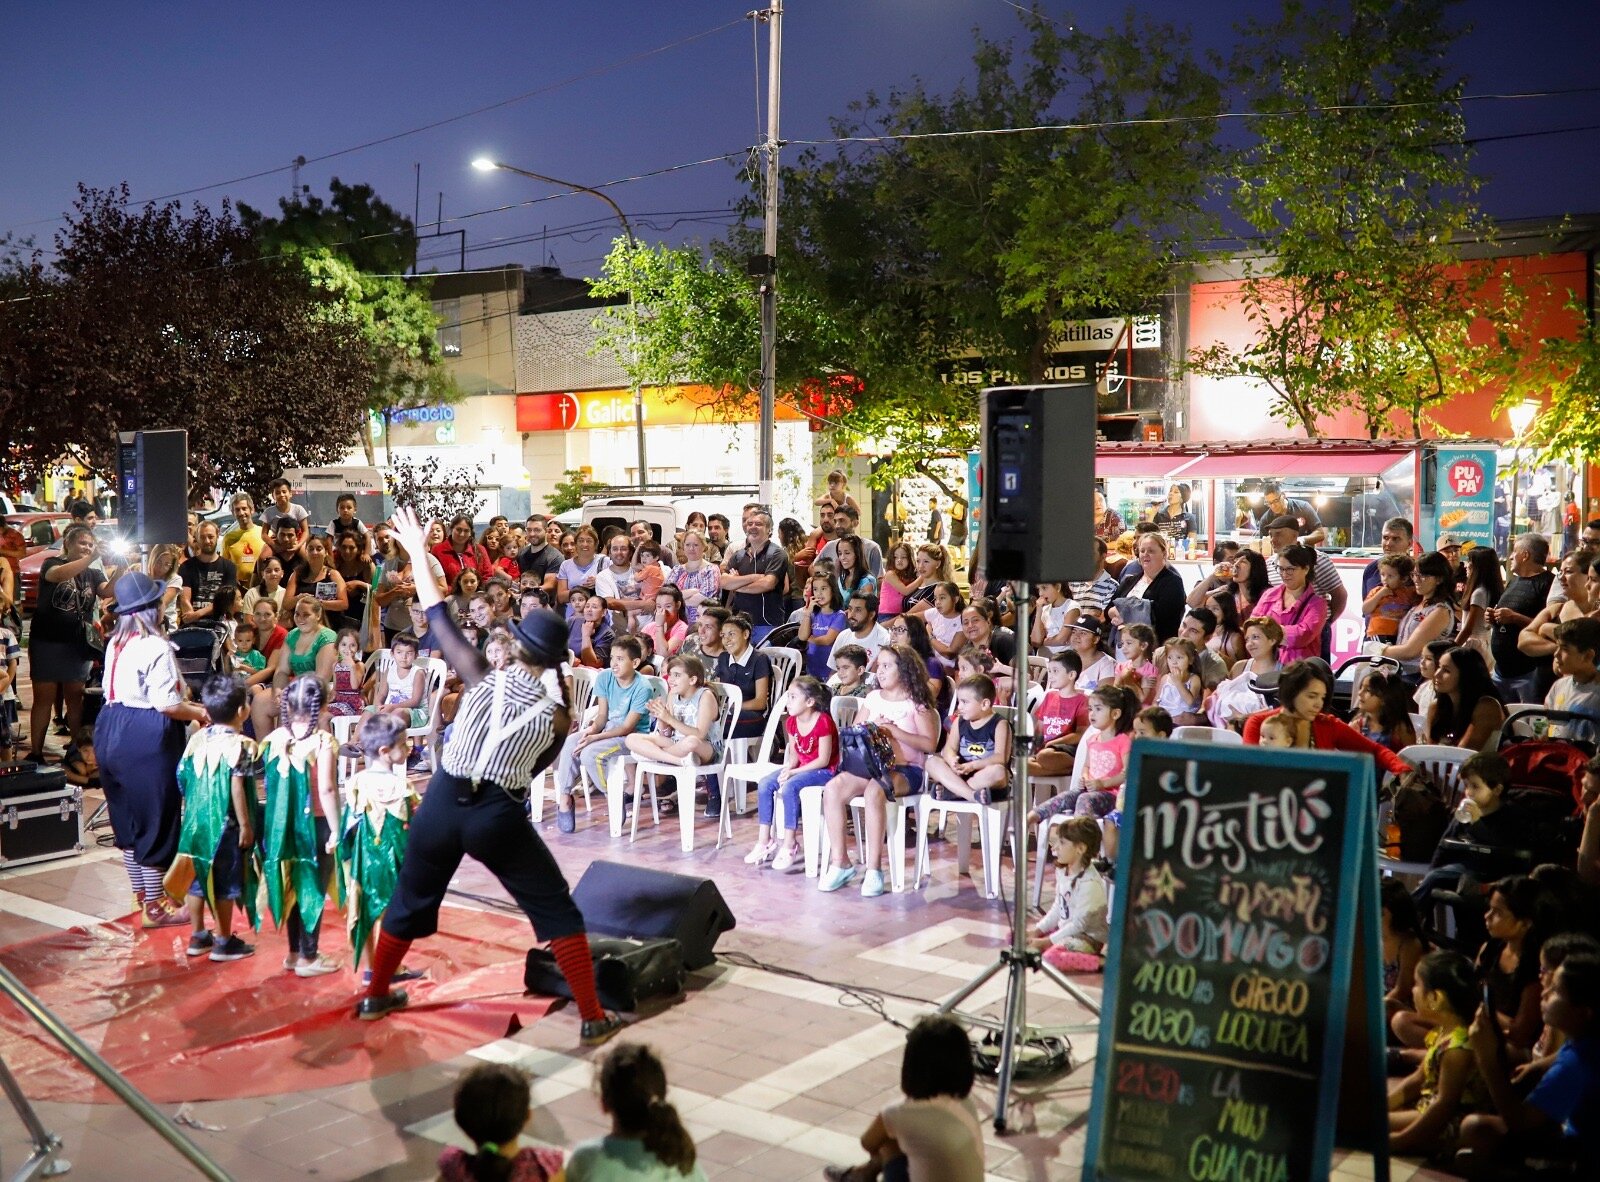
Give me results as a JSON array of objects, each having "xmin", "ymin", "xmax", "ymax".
[
  {"xmin": 6, "ymin": 514, "xmax": 73, "ymax": 555},
  {"xmin": 18, "ymin": 522, "xmax": 125, "ymax": 613}
]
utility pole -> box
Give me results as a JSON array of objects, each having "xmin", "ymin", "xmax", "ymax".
[{"xmin": 755, "ymin": 1, "xmax": 783, "ymax": 504}]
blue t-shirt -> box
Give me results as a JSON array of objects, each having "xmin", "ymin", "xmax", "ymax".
[
  {"xmin": 1528, "ymin": 1035, "xmax": 1600, "ymax": 1151},
  {"xmin": 595, "ymin": 669, "xmax": 655, "ymax": 734},
  {"xmin": 805, "ymin": 608, "xmax": 847, "ymax": 679},
  {"xmin": 565, "ymin": 1135, "xmax": 708, "ymax": 1182}
]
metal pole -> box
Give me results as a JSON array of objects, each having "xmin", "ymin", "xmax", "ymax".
[
  {"xmin": 0, "ymin": 964, "xmax": 232, "ymax": 1180},
  {"xmin": 487, "ymin": 163, "xmax": 647, "ymax": 489},
  {"xmin": 757, "ymin": 0, "xmax": 783, "ymax": 504}
]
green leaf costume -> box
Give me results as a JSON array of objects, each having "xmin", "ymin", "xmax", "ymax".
[
  {"xmin": 175, "ymin": 728, "xmax": 261, "ymax": 931},
  {"xmin": 260, "ymin": 728, "xmax": 339, "ymax": 935},
  {"xmin": 339, "ymin": 767, "xmax": 417, "ymax": 968}
]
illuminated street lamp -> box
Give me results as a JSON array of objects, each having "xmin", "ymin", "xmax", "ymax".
[{"xmin": 471, "ymin": 158, "xmax": 647, "ymax": 489}]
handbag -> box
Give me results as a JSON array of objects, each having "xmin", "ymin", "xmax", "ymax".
[{"xmin": 838, "ymin": 723, "xmax": 895, "ymax": 781}]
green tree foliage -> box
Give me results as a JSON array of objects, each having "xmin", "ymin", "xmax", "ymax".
[
  {"xmin": 240, "ymin": 179, "xmax": 458, "ymax": 460},
  {"xmin": 544, "ymin": 469, "xmax": 608, "ymax": 514},
  {"xmin": 593, "ymin": 9, "xmax": 1221, "ymax": 482},
  {"xmin": 1187, "ymin": 0, "xmax": 1528, "ymax": 438},
  {"xmin": 0, "ymin": 185, "xmax": 373, "ymax": 497}
]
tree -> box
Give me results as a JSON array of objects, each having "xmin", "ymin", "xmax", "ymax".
[
  {"xmin": 240, "ymin": 179, "xmax": 459, "ymax": 464},
  {"xmin": 0, "ymin": 185, "xmax": 374, "ymax": 497},
  {"xmin": 383, "ymin": 455, "xmax": 485, "ymax": 524},
  {"xmin": 593, "ymin": 9, "xmax": 1222, "ymax": 482},
  {"xmin": 544, "ymin": 469, "xmax": 607, "ymax": 514},
  {"xmin": 1187, "ymin": 0, "xmax": 1525, "ymax": 437}
]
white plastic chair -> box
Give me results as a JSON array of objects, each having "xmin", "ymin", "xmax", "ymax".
[
  {"xmin": 723, "ymin": 646, "xmax": 800, "ymax": 772},
  {"xmin": 802, "ymin": 695, "xmax": 863, "ymax": 876},
  {"xmin": 529, "ymin": 666, "xmax": 598, "ymax": 823},
  {"xmin": 913, "ymin": 705, "xmax": 1015, "ymax": 898},
  {"xmin": 604, "ymin": 674, "xmax": 664, "ymax": 837},
  {"xmin": 332, "ymin": 654, "xmax": 447, "ymax": 781},
  {"xmin": 630, "ymin": 683, "xmax": 743, "ymax": 852},
  {"xmin": 722, "ymin": 692, "xmax": 790, "ymax": 821},
  {"xmin": 1171, "ymin": 725, "xmax": 1244, "ymax": 745},
  {"xmin": 1379, "ymin": 743, "xmax": 1475, "ymax": 880}
]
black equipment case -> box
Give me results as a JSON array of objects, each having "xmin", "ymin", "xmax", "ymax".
[
  {"xmin": 0, "ymin": 762, "xmax": 85, "ymax": 869},
  {"xmin": 524, "ymin": 937, "xmax": 687, "ymax": 1012}
]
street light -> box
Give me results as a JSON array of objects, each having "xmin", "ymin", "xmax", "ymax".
[
  {"xmin": 471, "ymin": 158, "xmax": 648, "ymax": 489},
  {"xmin": 1506, "ymin": 399, "xmax": 1539, "ymax": 547}
]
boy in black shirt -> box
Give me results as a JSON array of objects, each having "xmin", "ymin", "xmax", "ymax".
[{"xmin": 1414, "ymin": 753, "xmax": 1528, "ymax": 939}]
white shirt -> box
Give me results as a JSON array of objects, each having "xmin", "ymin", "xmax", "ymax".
[
  {"xmin": 880, "ymin": 1095, "xmax": 986, "ymax": 1182},
  {"xmin": 102, "ymin": 634, "xmax": 184, "ymax": 711},
  {"xmin": 828, "ymin": 621, "xmax": 892, "ymax": 670}
]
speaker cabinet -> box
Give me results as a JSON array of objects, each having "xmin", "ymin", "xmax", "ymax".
[
  {"xmin": 571, "ymin": 861, "xmax": 735, "ymax": 970},
  {"xmin": 117, "ymin": 429, "xmax": 189, "ymax": 547}
]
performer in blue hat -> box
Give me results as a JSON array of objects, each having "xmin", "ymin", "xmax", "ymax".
[{"xmin": 97, "ymin": 569, "xmax": 208, "ymax": 928}]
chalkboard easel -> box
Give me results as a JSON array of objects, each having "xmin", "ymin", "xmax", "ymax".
[{"xmin": 1083, "ymin": 740, "xmax": 1390, "ymax": 1182}]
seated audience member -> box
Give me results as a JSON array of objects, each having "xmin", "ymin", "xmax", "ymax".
[
  {"xmin": 679, "ymin": 604, "xmax": 728, "ymax": 667},
  {"xmin": 1242, "ymin": 660, "xmax": 1413, "ymax": 779},
  {"xmin": 1151, "ymin": 637, "xmax": 1204, "ymax": 725},
  {"xmin": 1387, "ymin": 950, "xmax": 1488, "ymax": 1160},
  {"xmin": 890, "ymin": 613, "xmax": 949, "ymax": 713},
  {"xmin": 1382, "ymin": 879, "xmax": 1430, "ymax": 1021},
  {"xmin": 923, "ymin": 674, "xmax": 1011, "ymax": 805},
  {"xmin": 1113, "ymin": 623, "xmax": 1159, "ymax": 705},
  {"xmin": 1546, "ymin": 618, "xmax": 1600, "ymax": 740},
  {"xmin": 923, "ymin": 581, "xmax": 966, "ymax": 668},
  {"xmin": 551, "ymin": 636, "xmax": 652, "ymax": 833},
  {"xmin": 1414, "ymin": 638, "xmax": 1453, "ymax": 722},
  {"xmin": 1029, "ymin": 685, "xmax": 1138, "ymax": 828},
  {"xmin": 746, "ymin": 675, "xmax": 838, "ymax": 871},
  {"xmin": 1412, "ymin": 754, "xmax": 1529, "ymax": 926},
  {"xmin": 1168, "ymin": 607, "xmax": 1230, "ymax": 690},
  {"xmin": 1133, "ymin": 706, "xmax": 1173, "ymax": 739},
  {"xmin": 1066, "ymin": 617, "xmax": 1116, "ymax": 692},
  {"xmin": 829, "ymin": 592, "xmax": 892, "ymax": 672},
  {"xmin": 715, "ymin": 613, "xmax": 773, "ymax": 742},
  {"xmin": 800, "ymin": 570, "xmax": 848, "ymax": 680},
  {"xmin": 1426, "ymin": 645, "xmax": 1505, "ymax": 751},
  {"xmin": 1350, "ymin": 669, "xmax": 1417, "ymax": 753},
  {"xmin": 568, "ymin": 589, "xmax": 614, "ymax": 670},
  {"xmin": 640, "ymin": 585, "xmax": 688, "ymax": 664},
  {"xmin": 824, "ymin": 1016, "xmax": 984, "ymax": 1182},
  {"xmin": 829, "ymin": 645, "xmax": 872, "ymax": 699},
  {"xmin": 565, "ymin": 1044, "xmax": 708, "ymax": 1182},
  {"xmin": 1029, "ymin": 650, "xmax": 1089, "ymax": 777},
  {"xmin": 436, "ymin": 1062, "xmax": 563, "ymax": 1182},
  {"xmin": 1461, "ymin": 949, "xmax": 1600, "ymax": 1175}
]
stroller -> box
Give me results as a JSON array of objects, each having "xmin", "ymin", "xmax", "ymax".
[{"xmin": 169, "ymin": 625, "xmax": 228, "ymax": 690}]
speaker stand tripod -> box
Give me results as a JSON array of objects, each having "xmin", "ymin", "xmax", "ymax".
[{"xmin": 938, "ymin": 581, "xmax": 1100, "ymax": 1133}]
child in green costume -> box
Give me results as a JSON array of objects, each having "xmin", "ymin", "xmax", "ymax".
[
  {"xmin": 176, "ymin": 674, "xmax": 260, "ymax": 962},
  {"xmin": 261, "ymin": 674, "xmax": 343, "ymax": 977},
  {"xmin": 342, "ymin": 712, "xmax": 421, "ymax": 978}
]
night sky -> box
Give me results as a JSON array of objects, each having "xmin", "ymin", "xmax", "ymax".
[{"xmin": 5, "ymin": 1, "xmax": 1599, "ymax": 277}]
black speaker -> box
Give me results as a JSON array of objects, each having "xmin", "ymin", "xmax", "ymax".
[
  {"xmin": 524, "ymin": 937, "xmax": 686, "ymax": 1011},
  {"xmin": 980, "ymin": 384, "xmax": 1097, "ymax": 584},
  {"xmin": 571, "ymin": 861, "xmax": 735, "ymax": 970},
  {"xmin": 116, "ymin": 429, "xmax": 189, "ymax": 547}
]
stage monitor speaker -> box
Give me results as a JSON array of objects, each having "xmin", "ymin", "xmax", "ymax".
[
  {"xmin": 979, "ymin": 384, "xmax": 1097, "ymax": 584},
  {"xmin": 571, "ymin": 861, "xmax": 735, "ymax": 970},
  {"xmin": 117, "ymin": 429, "xmax": 189, "ymax": 547}
]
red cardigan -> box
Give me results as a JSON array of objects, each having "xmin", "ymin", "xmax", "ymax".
[
  {"xmin": 431, "ymin": 541, "xmax": 493, "ymax": 589},
  {"xmin": 1242, "ymin": 709, "xmax": 1411, "ymax": 778}
]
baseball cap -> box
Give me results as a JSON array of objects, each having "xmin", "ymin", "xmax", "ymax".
[{"xmin": 1437, "ymin": 534, "xmax": 1462, "ymax": 551}]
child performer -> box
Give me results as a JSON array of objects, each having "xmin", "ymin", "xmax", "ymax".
[
  {"xmin": 175, "ymin": 674, "xmax": 261, "ymax": 962},
  {"xmin": 261, "ymin": 675, "xmax": 343, "ymax": 977},
  {"xmin": 341, "ymin": 712, "xmax": 423, "ymax": 980}
]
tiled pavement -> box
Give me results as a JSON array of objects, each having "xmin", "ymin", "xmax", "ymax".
[{"xmin": 0, "ymin": 784, "xmax": 1456, "ymax": 1180}]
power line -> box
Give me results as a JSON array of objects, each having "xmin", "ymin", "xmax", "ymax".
[{"xmin": 0, "ymin": 15, "xmax": 747, "ymax": 236}]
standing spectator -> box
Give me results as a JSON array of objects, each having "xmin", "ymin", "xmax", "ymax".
[
  {"xmin": 704, "ymin": 514, "xmax": 733, "ymax": 557},
  {"xmin": 330, "ymin": 531, "xmax": 374, "ymax": 638},
  {"xmin": 327, "ymin": 493, "xmax": 370, "ymax": 556},
  {"xmin": 1092, "ymin": 488, "xmax": 1125, "ymax": 542},
  {"xmin": 516, "ymin": 514, "xmax": 564, "ymax": 599},
  {"xmin": 926, "ymin": 497, "xmax": 944, "ymax": 544},
  {"xmin": 145, "ymin": 544, "xmax": 185, "ymax": 632},
  {"xmin": 27, "ymin": 525, "xmax": 111, "ymax": 763},
  {"xmin": 1153, "ymin": 483, "xmax": 1196, "ymax": 539},
  {"xmin": 1110, "ymin": 532, "xmax": 1187, "ymax": 643},
  {"xmin": 1254, "ymin": 481, "xmax": 1327, "ymax": 545},
  {"xmin": 374, "ymin": 525, "xmax": 445, "ymax": 647},
  {"xmin": 178, "ymin": 521, "xmax": 238, "ymax": 627},
  {"xmin": 594, "ymin": 534, "xmax": 647, "ymax": 633},
  {"xmin": 431, "ymin": 515, "xmax": 493, "ymax": 589},
  {"xmin": 720, "ymin": 510, "xmax": 790, "ymax": 644},
  {"xmin": 1362, "ymin": 516, "xmax": 1417, "ymax": 599},
  {"xmin": 1457, "ymin": 546, "xmax": 1506, "ymax": 665},
  {"xmin": 286, "ymin": 533, "xmax": 348, "ymax": 622},
  {"xmin": 222, "ymin": 493, "xmax": 265, "ymax": 589},
  {"xmin": 1071, "ymin": 538, "xmax": 1122, "ymax": 616},
  {"xmin": 817, "ymin": 504, "xmax": 885, "ymax": 579},
  {"xmin": 1491, "ymin": 533, "xmax": 1555, "ymax": 704},
  {"xmin": 263, "ymin": 477, "xmax": 309, "ymax": 527},
  {"xmin": 671, "ymin": 530, "xmax": 721, "ymax": 625},
  {"xmin": 878, "ymin": 543, "xmax": 919, "ymax": 617},
  {"xmin": 557, "ymin": 526, "xmax": 604, "ymax": 607}
]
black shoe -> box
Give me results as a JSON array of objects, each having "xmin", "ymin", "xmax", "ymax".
[
  {"xmin": 581, "ymin": 1012, "xmax": 627, "ymax": 1046},
  {"xmin": 209, "ymin": 935, "xmax": 255, "ymax": 962},
  {"xmin": 356, "ymin": 989, "xmax": 409, "ymax": 1021},
  {"xmin": 702, "ymin": 793, "xmax": 722, "ymax": 819}
]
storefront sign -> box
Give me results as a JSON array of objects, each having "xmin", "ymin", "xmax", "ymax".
[
  {"xmin": 1433, "ymin": 445, "xmax": 1497, "ymax": 550},
  {"xmin": 515, "ymin": 385, "xmax": 803, "ymax": 432}
]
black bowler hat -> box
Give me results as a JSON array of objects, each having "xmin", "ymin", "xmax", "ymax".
[{"xmin": 511, "ymin": 607, "xmax": 568, "ymax": 666}]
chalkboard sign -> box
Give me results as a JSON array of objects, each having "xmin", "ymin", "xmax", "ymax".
[{"xmin": 1083, "ymin": 740, "xmax": 1389, "ymax": 1182}]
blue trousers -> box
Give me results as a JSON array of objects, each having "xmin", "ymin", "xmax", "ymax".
[{"xmin": 757, "ymin": 767, "xmax": 835, "ymax": 828}]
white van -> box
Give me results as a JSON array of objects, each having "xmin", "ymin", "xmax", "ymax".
[
  {"xmin": 282, "ymin": 466, "xmax": 389, "ymax": 530},
  {"xmin": 580, "ymin": 487, "xmax": 760, "ymax": 552}
]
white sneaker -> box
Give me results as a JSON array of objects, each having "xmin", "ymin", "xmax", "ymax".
[
  {"xmin": 743, "ymin": 841, "xmax": 774, "ymax": 866},
  {"xmin": 861, "ymin": 868, "xmax": 886, "ymax": 898},
  {"xmin": 770, "ymin": 844, "xmax": 797, "ymax": 872}
]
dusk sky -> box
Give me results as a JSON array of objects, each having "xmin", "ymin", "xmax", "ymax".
[{"xmin": 6, "ymin": 1, "xmax": 1599, "ymax": 278}]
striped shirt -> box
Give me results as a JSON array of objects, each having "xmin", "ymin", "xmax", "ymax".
[
  {"xmin": 1071, "ymin": 571, "xmax": 1120, "ymax": 613},
  {"xmin": 440, "ymin": 666, "xmax": 560, "ymax": 794}
]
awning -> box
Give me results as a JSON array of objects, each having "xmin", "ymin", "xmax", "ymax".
[
  {"xmin": 1093, "ymin": 454, "xmax": 1190, "ymax": 478},
  {"xmin": 1155, "ymin": 451, "xmax": 1412, "ymax": 479}
]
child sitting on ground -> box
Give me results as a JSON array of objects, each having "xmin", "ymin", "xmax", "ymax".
[
  {"xmin": 747, "ymin": 676, "xmax": 838, "ymax": 871},
  {"xmin": 1518, "ymin": 932, "xmax": 1600, "ymax": 1088},
  {"xmin": 924, "ymin": 674, "xmax": 1012, "ymax": 805},
  {"xmin": 1388, "ymin": 950, "xmax": 1488, "ymax": 1159},
  {"xmin": 824, "ymin": 1016, "xmax": 984, "ymax": 1182},
  {"xmin": 828, "ymin": 644, "xmax": 872, "ymax": 699},
  {"xmin": 435, "ymin": 1062, "xmax": 564, "ymax": 1182},
  {"xmin": 567, "ymin": 1044, "xmax": 706, "ymax": 1182},
  {"xmin": 175, "ymin": 674, "xmax": 260, "ymax": 963},
  {"xmin": 1028, "ymin": 816, "xmax": 1109, "ymax": 973},
  {"xmin": 1382, "ymin": 878, "xmax": 1430, "ymax": 1022},
  {"xmin": 342, "ymin": 713, "xmax": 422, "ymax": 980}
]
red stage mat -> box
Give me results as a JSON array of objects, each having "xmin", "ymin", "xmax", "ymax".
[{"xmin": 0, "ymin": 906, "xmax": 555, "ymax": 1103}]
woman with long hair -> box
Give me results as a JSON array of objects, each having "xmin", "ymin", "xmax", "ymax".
[
  {"xmin": 818, "ymin": 644, "xmax": 941, "ymax": 898},
  {"xmin": 356, "ymin": 508, "xmax": 621, "ymax": 1044},
  {"xmin": 330, "ymin": 530, "xmax": 373, "ymax": 636},
  {"xmin": 878, "ymin": 543, "xmax": 920, "ymax": 617},
  {"xmin": 904, "ymin": 543, "xmax": 953, "ymax": 614},
  {"xmin": 1382, "ymin": 551, "xmax": 1459, "ymax": 680},
  {"xmin": 27, "ymin": 524, "xmax": 112, "ymax": 763},
  {"xmin": 96, "ymin": 571, "xmax": 207, "ymax": 927},
  {"xmin": 1243, "ymin": 660, "xmax": 1414, "ymax": 779},
  {"xmin": 889, "ymin": 612, "xmax": 949, "ymax": 712},
  {"xmin": 1206, "ymin": 584, "xmax": 1246, "ymax": 665},
  {"xmin": 432, "ymin": 514, "xmax": 493, "ymax": 588},
  {"xmin": 251, "ymin": 594, "xmax": 339, "ymax": 739},
  {"xmin": 834, "ymin": 534, "xmax": 877, "ymax": 605},
  {"xmin": 1231, "ymin": 550, "xmax": 1270, "ymax": 618},
  {"xmin": 145, "ymin": 543, "xmax": 186, "ymax": 632},
  {"xmin": 286, "ymin": 532, "xmax": 349, "ymax": 619},
  {"xmin": 1426, "ymin": 645, "xmax": 1506, "ymax": 751}
]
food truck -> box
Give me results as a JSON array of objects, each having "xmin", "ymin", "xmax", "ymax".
[{"xmin": 1090, "ymin": 438, "xmax": 1514, "ymax": 665}]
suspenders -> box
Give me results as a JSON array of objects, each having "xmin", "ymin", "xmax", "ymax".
[{"xmin": 467, "ymin": 671, "xmax": 546, "ymax": 792}]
